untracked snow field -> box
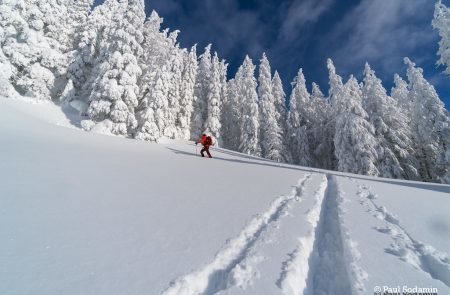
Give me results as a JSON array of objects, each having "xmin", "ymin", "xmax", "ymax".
[{"xmin": 1, "ymin": 97, "xmax": 450, "ymax": 295}]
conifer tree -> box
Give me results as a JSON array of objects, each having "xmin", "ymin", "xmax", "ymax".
[
  {"xmin": 433, "ymin": 0, "xmax": 450, "ymax": 75},
  {"xmin": 65, "ymin": 0, "xmax": 121, "ymax": 103},
  {"xmin": 258, "ymin": 53, "xmax": 285, "ymax": 161},
  {"xmin": 165, "ymin": 47, "xmax": 183, "ymax": 138},
  {"xmin": 203, "ymin": 53, "xmax": 223, "ymax": 141},
  {"xmin": 334, "ymin": 75, "xmax": 379, "ymax": 176},
  {"xmin": 272, "ymin": 71, "xmax": 291, "ymax": 162},
  {"xmin": 272, "ymin": 71, "xmax": 287, "ymax": 132},
  {"xmin": 363, "ymin": 63, "xmax": 418, "ymax": 179},
  {"xmin": 84, "ymin": 0, "xmax": 145, "ymax": 136},
  {"xmin": 191, "ymin": 44, "xmax": 212, "ymax": 140},
  {"xmin": 236, "ymin": 56, "xmax": 261, "ymax": 156},
  {"xmin": 287, "ymin": 69, "xmax": 311, "ymax": 166},
  {"xmin": 310, "ymin": 82, "xmax": 333, "ymax": 169},
  {"xmin": 177, "ymin": 46, "xmax": 198, "ymax": 140},
  {"xmin": 405, "ymin": 58, "xmax": 450, "ymax": 182},
  {"xmin": 221, "ymin": 78, "xmax": 241, "ymax": 150},
  {"xmin": 135, "ymin": 66, "xmax": 170, "ymax": 141}
]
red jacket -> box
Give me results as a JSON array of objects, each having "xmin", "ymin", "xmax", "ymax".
[
  {"xmin": 197, "ymin": 135, "xmax": 212, "ymax": 147},
  {"xmin": 197, "ymin": 135, "xmax": 207, "ymax": 145}
]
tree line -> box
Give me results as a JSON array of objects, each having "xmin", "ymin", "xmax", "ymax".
[{"xmin": 0, "ymin": 0, "xmax": 449, "ymax": 183}]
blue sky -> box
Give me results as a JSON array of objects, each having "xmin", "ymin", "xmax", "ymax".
[{"xmin": 96, "ymin": 0, "xmax": 450, "ymax": 108}]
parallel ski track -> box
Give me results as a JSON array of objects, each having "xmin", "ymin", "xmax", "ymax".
[{"xmin": 162, "ymin": 174, "xmax": 312, "ymax": 295}]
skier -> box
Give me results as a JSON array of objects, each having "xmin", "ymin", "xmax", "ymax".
[{"xmin": 196, "ymin": 133, "xmax": 213, "ymax": 158}]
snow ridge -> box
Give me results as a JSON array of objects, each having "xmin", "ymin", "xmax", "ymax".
[
  {"xmin": 356, "ymin": 182, "xmax": 450, "ymax": 287},
  {"xmin": 162, "ymin": 174, "xmax": 312, "ymax": 295},
  {"xmin": 304, "ymin": 175, "xmax": 367, "ymax": 295}
]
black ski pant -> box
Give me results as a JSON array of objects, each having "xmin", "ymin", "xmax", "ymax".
[{"xmin": 201, "ymin": 146, "xmax": 212, "ymax": 158}]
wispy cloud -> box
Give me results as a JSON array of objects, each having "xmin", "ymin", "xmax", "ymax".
[
  {"xmin": 326, "ymin": 0, "xmax": 437, "ymax": 80},
  {"xmin": 279, "ymin": 0, "xmax": 334, "ymax": 41}
]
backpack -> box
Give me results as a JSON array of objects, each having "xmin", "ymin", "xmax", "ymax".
[{"xmin": 205, "ymin": 136, "xmax": 213, "ymax": 146}]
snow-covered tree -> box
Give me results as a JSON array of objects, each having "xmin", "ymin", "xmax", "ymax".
[
  {"xmin": 135, "ymin": 66, "xmax": 170, "ymax": 141},
  {"xmin": 191, "ymin": 44, "xmax": 212, "ymax": 140},
  {"xmin": 310, "ymin": 82, "xmax": 334, "ymax": 169},
  {"xmin": 135, "ymin": 10, "xmax": 184, "ymax": 141},
  {"xmin": 272, "ymin": 71, "xmax": 291, "ymax": 162},
  {"xmin": 362, "ymin": 63, "xmax": 418, "ymax": 179},
  {"xmin": 61, "ymin": 0, "xmax": 94, "ymax": 52},
  {"xmin": 165, "ymin": 46, "xmax": 183, "ymax": 139},
  {"xmin": 218, "ymin": 60, "xmax": 228, "ymax": 146},
  {"xmin": 392, "ymin": 74, "xmax": 412, "ymax": 122},
  {"xmin": 83, "ymin": 0, "xmax": 145, "ymax": 136},
  {"xmin": 177, "ymin": 45, "xmax": 198, "ymax": 140},
  {"xmin": 334, "ymin": 75, "xmax": 379, "ymax": 176},
  {"xmin": 433, "ymin": 0, "xmax": 450, "ymax": 75},
  {"xmin": 236, "ymin": 56, "xmax": 261, "ymax": 156},
  {"xmin": 287, "ymin": 69, "xmax": 311, "ymax": 166},
  {"xmin": 64, "ymin": 0, "xmax": 121, "ymax": 103},
  {"xmin": 203, "ymin": 53, "xmax": 222, "ymax": 141},
  {"xmin": 405, "ymin": 58, "xmax": 450, "ymax": 182},
  {"xmin": 221, "ymin": 78, "xmax": 241, "ymax": 150},
  {"xmin": 272, "ymin": 71, "xmax": 287, "ymax": 132},
  {"xmin": 0, "ymin": 0, "xmax": 67, "ymax": 100},
  {"xmin": 327, "ymin": 59, "xmax": 344, "ymax": 107},
  {"xmin": 258, "ymin": 53, "xmax": 285, "ymax": 161}
]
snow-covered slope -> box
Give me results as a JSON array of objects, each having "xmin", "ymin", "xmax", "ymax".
[{"xmin": 1, "ymin": 98, "xmax": 449, "ymax": 295}]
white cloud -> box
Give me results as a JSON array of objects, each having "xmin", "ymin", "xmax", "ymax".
[
  {"xmin": 328, "ymin": 0, "xmax": 437, "ymax": 79},
  {"xmin": 280, "ymin": 0, "xmax": 334, "ymax": 40}
]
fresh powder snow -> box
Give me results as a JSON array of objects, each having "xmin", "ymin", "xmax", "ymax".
[{"xmin": 1, "ymin": 97, "xmax": 449, "ymax": 295}]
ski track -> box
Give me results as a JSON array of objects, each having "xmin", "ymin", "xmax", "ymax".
[
  {"xmin": 161, "ymin": 174, "xmax": 312, "ymax": 295},
  {"xmin": 355, "ymin": 180, "xmax": 450, "ymax": 287},
  {"xmin": 299, "ymin": 175, "xmax": 367, "ymax": 295},
  {"xmin": 277, "ymin": 174, "xmax": 328, "ymax": 295}
]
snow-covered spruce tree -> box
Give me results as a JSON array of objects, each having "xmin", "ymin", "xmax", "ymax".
[
  {"xmin": 64, "ymin": 0, "xmax": 121, "ymax": 104},
  {"xmin": 29, "ymin": 0, "xmax": 67, "ymax": 41},
  {"xmin": 325, "ymin": 59, "xmax": 344, "ymax": 170},
  {"xmin": 164, "ymin": 45, "xmax": 183, "ymax": 139},
  {"xmin": 20, "ymin": 0, "xmax": 72, "ymax": 100},
  {"xmin": 287, "ymin": 69, "xmax": 311, "ymax": 166},
  {"xmin": 0, "ymin": 0, "xmax": 65, "ymax": 100},
  {"xmin": 236, "ymin": 55, "xmax": 261, "ymax": 156},
  {"xmin": 219, "ymin": 60, "xmax": 229, "ymax": 109},
  {"xmin": 0, "ymin": 1, "xmax": 27, "ymax": 98},
  {"xmin": 137, "ymin": 11, "xmax": 175, "ymax": 104},
  {"xmin": 135, "ymin": 65, "xmax": 170, "ymax": 142},
  {"xmin": 258, "ymin": 53, "xmax": 285, "ymax": 162},
  {"xmin": 44, "ymin": 0, "xmax": 95, "ymax": 102},
  {"xmin": 203, "ymin": 53, "xmax": 223, "ymax": 141},
  {"xmin": 177, "ymin": 45, "xmax": 198, "ymax": 140},
  {"xmin": 310, "ymin": 82, "xmax": 334, "ymax": 169},
  {"xmin": 135, "ymin": 11, "xmax": 181, "ymax": 142},
  {"xmin": 334, "ymin": 75, "xmax": 379, "ymax": 176},
  {"xmin": 218, "ymin": 59, "xmax": 229, "ymax": 146},
  {"xmin": 221, "ymin": 78, "xmax": 241, "ymax": 150},
  {"xmin": 362, "ymin": 63, "xmax": 418, "ymax": 179},
  {"xmin": 272, "ymin": 71, "xmax": 292, "ymax": 162},
  {"xmin": 405, "ymin": 58, "xmax": 450, "ymax": 182},
  {"xmin": 60, "ymin": 0, "xmax": 94, "ymax": 52},
  {"xmin": 272, "ymin": 71, "xmax": 287, "ymax": 132},
  {"xmin": 83, "ymin": 0, "xmax": 145, "ymax": 136},
  {"xmin": 433, "ymin": 0, "xmax": 450, "ymax": 75},
  {"xmin": 392, "ymin": 74, "xmax": 413, "ymax": 123},
  {"xmin": 191, "ymin": 44, "xmax": 212, "ymax": 140},
  {"xmin": 327, "ymin": 59, "xmax": 344, "ymax": 106}
]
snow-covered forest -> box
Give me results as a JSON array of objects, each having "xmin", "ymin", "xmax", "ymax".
[{"xmin": 1, "ymin": 0, "xmax": 450, "ymax": 183}]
